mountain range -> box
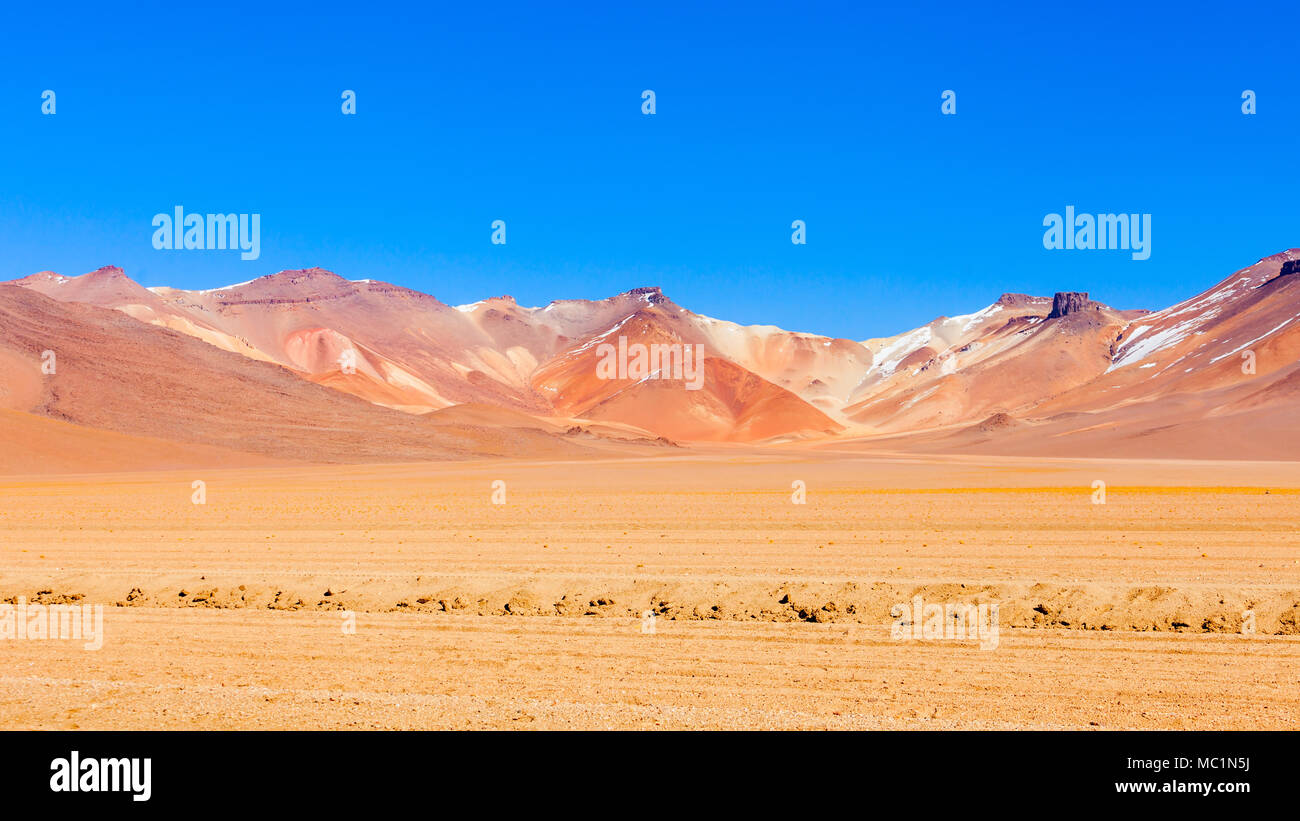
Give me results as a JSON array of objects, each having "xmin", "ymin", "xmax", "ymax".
[{"xmin": 2, "ymin": 249, "xmax": 1298, "ymax": 471}]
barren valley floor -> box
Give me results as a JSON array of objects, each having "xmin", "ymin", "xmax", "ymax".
[{"xmin": 1, "ymin": 450, "xmax": 1297, "ymax": 729}]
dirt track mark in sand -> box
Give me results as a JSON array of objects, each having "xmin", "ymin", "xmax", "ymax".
[{"xmin": 2, "ymin": 577, "xmax": 1298, "ymax": 634}]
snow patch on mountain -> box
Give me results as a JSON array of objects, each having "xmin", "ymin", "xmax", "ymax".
[{"xmin": 871, "ymin": 326, "xmax": 932, "ymax": 378}]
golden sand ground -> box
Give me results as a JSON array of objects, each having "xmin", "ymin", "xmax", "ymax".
[{"xmin": 1, "ymin": 450, "xmax": 1297, "ymax": 729}]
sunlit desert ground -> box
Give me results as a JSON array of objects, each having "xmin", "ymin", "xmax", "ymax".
[{"xmin": 2, "ymin": 450, "xmax": 1298, "ymax": 729}]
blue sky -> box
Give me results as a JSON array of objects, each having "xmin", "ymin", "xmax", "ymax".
[{"xmin": 2, "ymin": 1, "xmax": 1297, "ymax": 339}]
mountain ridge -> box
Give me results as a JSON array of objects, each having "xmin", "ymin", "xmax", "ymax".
[{"xmin": 4, "ymin": 248, "xmax": 1299, "ymax": 460}]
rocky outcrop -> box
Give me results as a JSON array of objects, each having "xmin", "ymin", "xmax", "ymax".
[
  {"xmin": 1280, "ymin": 260, "xmax": 1300, "ymax": 278},
  {"xmin": 627, "ymin": 285, "xmax": 669, "ymax": 305},
  {"xmin": 1047, "ymin": 291, "xmax": 1091, "ymax": 319},
  {"xmin": 976, "ymin": 412, "xmax": 1020, "ymax": 433}
]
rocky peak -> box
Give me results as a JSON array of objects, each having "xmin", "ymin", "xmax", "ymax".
[
  {"xmin": 1047, "ymin": 291, "xmax": 1092, "ymax": 319},
  {"xmin": 85, "ymin": 265, "xmax": 127, "ymax": 279},
  {"xmin": 625, "ymin": 285, "xmax": 669, "ymax": 306}
]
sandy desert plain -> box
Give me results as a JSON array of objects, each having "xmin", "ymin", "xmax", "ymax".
[{"xmin": 1, "ymin": 445, "xmax": 1297, "ymax": 731}]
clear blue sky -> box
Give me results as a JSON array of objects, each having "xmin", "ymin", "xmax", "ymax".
[{"xmin": 2, "ymin": 1, "xmax": 1296, "ymax": 339}]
